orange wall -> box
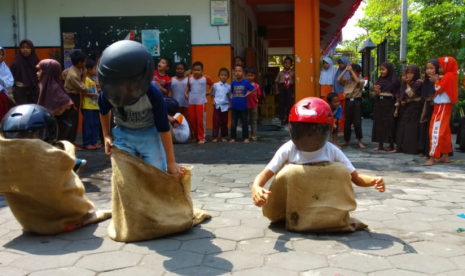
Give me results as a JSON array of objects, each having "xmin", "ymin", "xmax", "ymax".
[
  {"xmin": 191, "ymin": 45, "xmax": 233, "ymax": 130},
  {"xmin": 3, "ymin": 47, "xmax": 62, "ymax": 67}
]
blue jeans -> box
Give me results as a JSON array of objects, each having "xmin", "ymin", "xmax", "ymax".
[
  {"xmin": 112, "ymin": 125, "xmax": 167, "ymax": 171},
  {"xmin": 82, "ymin": 109, "xmax": 100, "ymax": 147}
]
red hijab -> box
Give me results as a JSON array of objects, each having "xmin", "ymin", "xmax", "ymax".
[{"xmin": 436, "ymin": 57, "xmax": 458, "ymax": 104}]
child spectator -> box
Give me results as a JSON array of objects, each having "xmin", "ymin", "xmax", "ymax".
[
  {"xmin": 371, "ymin": 62, "xmax": 400, "ymax": 151},
  {"xmin": 232, "ymin": 56, "xmax": 245, "ymax": 80},
  {"xmin": 153, "ymin": 57, "xmax": 172, "ymax": 96},
  {"xmin": 10, "ymin": 39, "xmax": 40, "ymax": 105},
  {"xmin": 393, "ymin": 65, "xmax": 423, "ymax": 154},
  {"xmin": 184, "ymin": 62, "xmax": 214, "ymax": 144},
  {"xmin": 319, "ymin": 57, "xmax": 335, "ymax": 102},
  {"xmin": 327, "ymin": 92, "xmax": 342, "ymax": 149},
  {"xmin": 98, "ymin": 40, "xmax": 184, "ymax": 178},
  {"xmin": 394, "ymin": 69, "xmax": 408, "ymax": 118},
  {"xmin": 333, "ymin": 57, "xmax": 351, "ymax": 130},
  {"xmin": 337, "ymin": 64, "xmax": 366, "ymax": 149},
  {"xmin": 0, "ymin": 46, "xmax": 14, "ymax": 121},
  {"xmin": 245, "ymin": 67, "xmax": 262, "ymax": 141},
  {"xmin": 165, "ymin": 97, "xmax": 190, "ymax": 144},
  {"xmin": 81, "ymin": 59, "xmax": 101, "ymax": 150},
  {"xmin": 424, "ymin": 57, "xmax": 458, "ymax": 166},
  {"xmin": 275, "ymin": 57, "xmax": 295, "ymax": 126},
  {"xmin": 211, "ymin": 68, "xmax": 231, "ymax": 142},
  {"xmin": 170, "ymin": 62, "xmax": 190, "ymax": 137},
  {"xmin": 252, "ymin": 97, "xmax": 385, "ymax": 207},
  {"xmin": 230, "ymin": 65, "xmax": 255, "ymax": 143},
  {"xmin": 62, "ymin": 50, "xmax": 88, "ymax": 149}
]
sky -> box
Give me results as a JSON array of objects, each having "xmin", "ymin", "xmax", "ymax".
[{"xmin": 341, "ymin": 1, "xmax": 367, "ymax": 41}]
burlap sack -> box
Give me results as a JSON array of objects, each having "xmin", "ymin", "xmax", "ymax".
[
  {"xmin": 263, "ymin": 162, "xmax": 367, "ymax": 232},
  {"xmin": 108, "ymin": 147, "xmax": 210, "ymax": 242},
  {"xmin": 0, "ymin": 138, "xmax": 110, "ymax": 235}
]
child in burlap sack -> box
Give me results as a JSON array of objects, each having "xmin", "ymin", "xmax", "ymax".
[{"xmin": 252, "ymin": 97, "xmax": 385, "ymax": 231}]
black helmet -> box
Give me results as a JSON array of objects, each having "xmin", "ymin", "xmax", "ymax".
[
  {"xmin": 164, "ymin": 97, "xmax": 179, "ymax": 116},
  {"xmin": 98, "ymin": 40, "xmax": 155, "ymax": 107},
  {"xmin": 0, "ymin": 104, "xmax": 58, "ymax": 144}
]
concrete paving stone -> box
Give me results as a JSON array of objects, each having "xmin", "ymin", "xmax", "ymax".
[
  {"xmin": 203, "ymin": 203, "xmax": 243, "ymax": 212},
  {"xmin": 28, "ymin": 267, "xmax": 96, "ymax": 276},
  {"xmin": 352, "ymin": 206, "xmax": 370, "ymax": 213},
  {"xmin": 441, "ymin": 214, "xmax": 465, "ymax": 222},
  {"xmin": 408, "ymin": 206, "xmax": 453, "ymax": 215},
  {"xmin": 231, "ymin": 187, "xmax": 253, "ymax": 194},
  {"xmin": 197, "ymin": 186, "xmax": 232, "ymax": 194},
  {"xmin": 264, "ymin": 227, "xmax": 305, "ymax": 241},
  {"xmin": 0, "ymin": 229, "xmax": 23, "ymax": 243},
  {"xmin": 0, "ymin": 251, "xmax": 23, "ymax": 265},
  {"xmin": 368, "ymin": 269, "xmax": 425, "ymax": 276},
  {"xmin": 422, "ymin": 200, "xmax": 461, "ymax": 209},
  {"xmin": 231, "ymin": 267, "xmax": 298, "ymax": 276},
  {"xmin": 368, "ymin": 205, "xmax": 410, "ymax": 214},
  {"xmin": 234, "ymin": 178, "xmax": 254, "ymax": 184},
  {"xmin": 141, "ymin": 250, "xmax": 204, "ymax": 271},
  {"xmin": 202, "ymin": 218, "xmax": 241, "ymax": 229},
  {"xmin": 243, "ymin": 204, "xmax": 262, "ymax": 211},
  {"xmin": 396, "ymin": 212, "xmax": 445, "ymax": 222},
  {"xmin": 265, "ymin": 251, "xmax": 327, "ymax": 271},
  {"xmin": 382, "ymin": 199, "xmax": 421, "ymax": 207},
  {"xmin": 356, "ymin": 199, "xmax": 382, "ymax": 206},
  {"xmin": 55, "ymin": 225, "xmax": 108, "ymax": 241},
  {"xmin": 218, "ymin": 182, "xmax": 250, "ymax": 188},
  {"xmin": 362, "ymin": 220, "xmax": 386, "ymax": 229},
  {"xmin": 11, "ymin": 250, "xmax": 82, "ymax": 271},
  {"xmin": 215, "ymin": 226, "xmax": 264, "ymax": 241},
  {"xmin": 388, "ymin": 254, "xmax": 458, "ymax": 274},
  {"xmin": 316, "ymin": 230, "xmax": 372, "ymax": 243},
  {"xmin": 241, "ymin": 218, "xmax": 273, "ymax": 229},
  {"xmin": 392, "ymin": 194, "xmax": 431, "ymax": 201},
  {"xmin": 435, "ymin": 271, "xmax": 465, "ymax": 276},
  {"xmin": 226, "ymin": 198, "xmax": 253, "ymax": 205},
  {"xmin": 204, "ymin": 250, "xmax": 263, "ymax": 271},
  {"xmin": 5, "ymin": 234, "xmax": 70, "ymax": 254},
  {"xmin": 451, "ymin": 256, "xmax": 465, "ymax": 270},
  {"xmin": 76, "ymin": 251, "xmax": 142, "ymax": 272},
  {"xmin": 301, "ymin": 267, "xmax": 367, "ymax": 276},
  {"xmin": 429, "ymin": 193, "xmax": 465, "ymax": 203},
  {"xmin": 401, "ymin": 188, "xmax": 436, "ymax": 195},
  {"xmin": 0, "ymin": 267, "xmax": 29, "ymax": 276},
  {"xmin": 122, "ymin": 239, "xmax": 181, "ymax": 255},
  {"xmin": 213, "ymin": 193, "xmax": 246, "ymax": 199},
  {"xmin": 419, "ymin": 231, "xmax": 465, "ymax": 245},
  {"xmin": 0, "ymin": 227, "xmax": 11, "ymax": 239},
  {"xmin": 352, "ymin": 211, "xmax": 398, "ymax": 221},
  {"xmin": 165, "ymin": 266, "xmax": 231, "ymax": 276},
  {"xmin": 0, "ymin": 220, "xmax": 23, "ymax": 230},
  {"xmin": 238, "ymin": 238, "xmax": 292, "ymax": 254},
  {"xmin": 99, "ymin": 266, "xmax": 164, "ymax": 276},
  {"xmin": 383, "ymin": 219, "xmax": 433, "ymax": 232},
  {"xmin": 410, "ymin": 241, "xmax": 465, "ymax": 257},
  {"xmin": 180, "ymin": 238, "xmax": 236, "ymax": 254},
  {"xmin": 349, "ymin": 238, "xmax": 409, "ymax": 257},
  {"xmin": 171, "ymin": 226, "xmax": 215, "ymax": 241},
  {"xmin": 203, "ymin": 177, "xmax": 235, "ymax": 184},
  {"xmin": 369, "ymin": 229, "xmax": 421, "ymax": 244},
  {"xmin": 328, "ymin": 252, "xmax": 392, "ymax": 273},
  {"xmin": 431, "ymin": 220, "xmax": 464, "ymax": 232},
  {"xmin": 190, "ymin": 192, "xmax": 211, "ymax": 198},
  {"xmin": 293, "ymin": 239, "xmax": 349, "ymax": 256},
  {"xmin": 220, "ymin": 210, "xmax": 262, "ymax": 220},
  {"xmin": 192, "ymin": 197, "xmax": 226, "ymax": 205}
]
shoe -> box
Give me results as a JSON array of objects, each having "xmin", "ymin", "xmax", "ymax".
[
  {"xmin": 73, "ymin": 159, "xmax": 87, "ymax": 174},
  {"xmin": 85, "ymin": 145, "xmax": 97, "ymax": 150}
]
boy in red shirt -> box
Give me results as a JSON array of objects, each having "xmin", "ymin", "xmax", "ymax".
[
  {"xmin": 153, "ymin": 57, "xmax": 172, "ymax": 96},
  {"xmin": 245, "ymin": 67, "xmax": 262, "ymax": 141}
]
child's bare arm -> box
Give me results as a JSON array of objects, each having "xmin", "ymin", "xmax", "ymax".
[
  {"xmin": 100, "ymin": 112, "xmax": 113, "ymax": 156},
  {"xmin": 184, "ymin": 86, "xmax": 189, "ymax": 101},
  {"xmin": 275, "ymin": 82, "xmax": 279, "ymax": 95},
  {"xmin": 206, "ymin": 84, "xmax": 213, "ymax": 96},
  {"xmin": 351, "ymin": 170, "xmax": 385, "ymax": 192},
  {"xmin": 159, "ymin": 131, "xmax": 186, "ymax": 181},
  {"xmin": 252, "ymin": 168, "xmax": 274, "ymax": 207}
]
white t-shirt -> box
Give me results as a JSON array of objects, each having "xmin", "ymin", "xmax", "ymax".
[
  {"xmin": 172, "ymin": 113, "xmax": 190, "ymax": 143},
  {"xmin": 266, "ymin": 141, "xmax": 356, "ymax": 174},
  {"xmin": 171, "ymin": 77, "xmax": 189, "ymax": 107}
]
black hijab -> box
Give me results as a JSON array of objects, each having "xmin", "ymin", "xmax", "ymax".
[
  {"xmin": 376, "ymin": 62, "xmax": 400, "ymax": 94},
  {"xmin": 420, "ymin": 59, "xmax": 440, "ymax": 99},
  {"xmin": 10, "ymin": 39, "xmax": 40, "ymax": 87}
]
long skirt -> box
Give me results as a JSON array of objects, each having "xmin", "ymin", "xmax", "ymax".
[
  {"xmin": 0, "ymin": 92, "xmax": 11, "ymax": 122},
  {"xmin": 371, "ymin": 97, "xmax": 396, "ymax": 144},
  {"xmin": 419, "ymin": 102, "xmax": 434, "ymax": 156},
  {"xmin": 396, "ymin": 101, "xmax": 423, "ymax": 154}
]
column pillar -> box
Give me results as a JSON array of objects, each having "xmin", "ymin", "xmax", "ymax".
[
  {"xmin": 312, "ymin": 0, "xmax": 321, "ymax": 97},
  {"xmin": 294, "ymin": 0, "xmax": 318, "ymax": 101}
]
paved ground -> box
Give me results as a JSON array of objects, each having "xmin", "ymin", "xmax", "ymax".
[{"xmin": 1, "ymin": 118, "xmax": 465, "ymax": 276}]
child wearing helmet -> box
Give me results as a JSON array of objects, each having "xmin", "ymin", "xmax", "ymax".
[
  {"xmin": 252, "ymin": 97, "xmax": 385, "ymax": 208},
  {"xmin": 97, "ymin": 40, "xmax": 184, "ymax": 179}
]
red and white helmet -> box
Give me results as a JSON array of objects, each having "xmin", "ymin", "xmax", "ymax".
[{"xmin": 288, "ymin": 97, "xmax": 334, "ymax": 129}]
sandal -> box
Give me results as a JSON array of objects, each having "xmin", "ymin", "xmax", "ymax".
[{"xmin": 85, "ymin": 145, "xmax": 97, "ymax": 150}]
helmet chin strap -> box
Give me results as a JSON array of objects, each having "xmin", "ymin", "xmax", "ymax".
[{"xmin": 117, "ymin": 107, "xmax": 128, "ymax": 122}]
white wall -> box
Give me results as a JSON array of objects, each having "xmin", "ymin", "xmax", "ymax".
[{"xmin": 0, "ymin": 0, "xmax": 231, "ymax": 47}]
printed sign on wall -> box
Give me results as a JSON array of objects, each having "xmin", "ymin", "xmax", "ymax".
[
  {"xmin": 142, "ymin": 29, "xmax": 160, "ymax": 56},
  {"xmin": 211, "ymin": 1, "xmax": 229, "ymax": 26}
]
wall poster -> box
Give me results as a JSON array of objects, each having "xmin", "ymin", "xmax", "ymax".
[
  {"xmin": 211, "ymin": 1, "xmax": 228, "ymax": 26},
  {"xmin": 141, "ymin": 29, "xmax": 160, "ymax": 56}
]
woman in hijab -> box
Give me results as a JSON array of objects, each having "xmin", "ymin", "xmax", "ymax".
[
  {"xmin": 424, "ymin": 57, "xmax": 458, "ymax": 166},
  {"xmin": 371, "ymin": 62, "xmax": 400, "ymax": 151},
  {"xmin": 37, "ymin": 59, "xmax": 74, "ymax": 140},
  {"xmin": 0, "ymin": 46, "xmax": 14, "ymax": 121},
  {"xmin": 393, "ymin": 65, "xmax": 423, "ymax": 154},
  {"xmin": 10, "ymin": 39, "xmax": 40, "ymax": 105},
  {"xmin": 333, "ymin": 57, "xmax": 351, "ymax": 130},
  {"xmin": 419, "ymin": 60, "xmax": 440, "ymax": 158},
  {"xmin": 319, "ymin": 57, "xmax": 335, "ymax": 101}
]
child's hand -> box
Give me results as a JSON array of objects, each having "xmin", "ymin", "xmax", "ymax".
[
  {"xmin": 401, "ymin": 101, "xmax": 406, "ymax": 107},
  {"xmin": 184, "ymin": 93, "xmax": 189, "ymax": 101},
  {"xmin": 103, "ymin": 137, "xmax": 113, "ymax": 156},
  {"xmin": 394, "ymin": 110, "xmax": 398, "ymax": 117},
  {"xmin": 252, "ymin": 185, "xmax": 271, "ymax": 207},
  {"xmin": 429, "ymin": 74, "xmax": 440, "ymax": 82},
  {"xmin": 371, "ymin": 177, "xmax": 385, "ymax": 193},
  {"xmin": 167, "ymin": 162, "xmax": 187, "ymax": 182}
]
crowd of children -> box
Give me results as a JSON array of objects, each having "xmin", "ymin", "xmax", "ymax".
[{"xmin": 320, "ymin": 56, "xmax": 461, "ymax": 167}]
